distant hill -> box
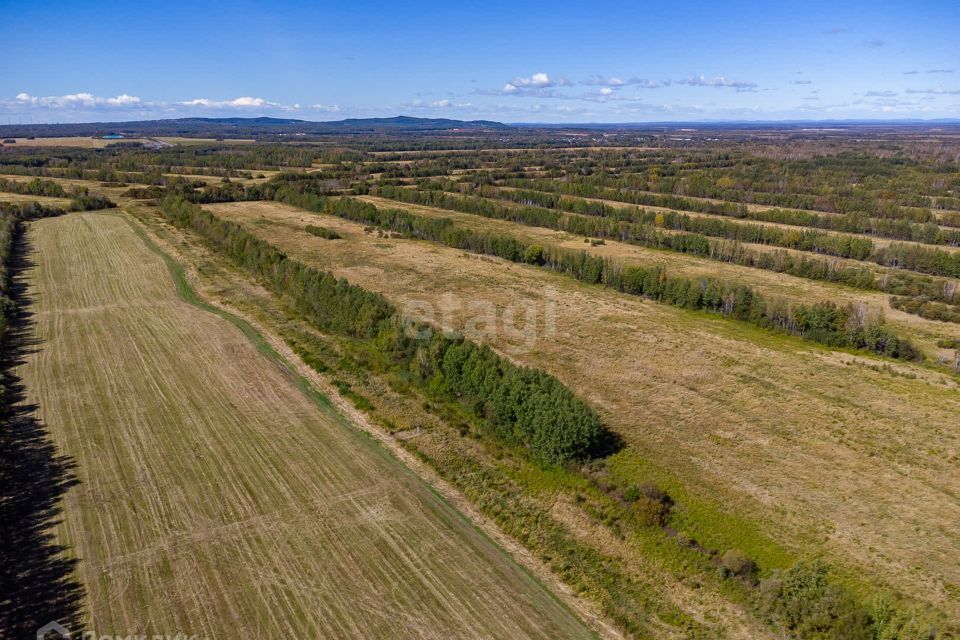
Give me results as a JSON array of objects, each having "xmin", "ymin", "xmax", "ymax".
[{"xmin": 0, "ymin": 116, "xmax": 511, "ymax": 139}]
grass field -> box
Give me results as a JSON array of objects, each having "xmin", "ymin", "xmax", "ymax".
[
  {"xmin": 17, "ymin": 211, "xmax": 597, "ymax": 639},
  {"xmin": 0, "ymin": 137, "xmax": 255, "ymax": 149},
  {"xmin": 204, "ymin": 199, "xmax": 960, "ymax": 618},
  {"xmin": 0, "ymin": 174, "xmax": 130, "ymax": 202},
  {"xmin": 0, "ymin": 192, "xmax": 72, "ymax": 207},
  {"xmin": 353, "ymin": 195, "xmax": 959, "ymax": 354},
  {"xmin": 1, "ymin": 137, "xmax": 119, "ymax": 148},
  {"xmin": 153, "ymin": 137, "xmax": 256, "ymax": 145}
]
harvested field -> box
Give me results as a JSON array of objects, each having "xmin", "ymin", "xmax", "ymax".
[
  {"xmin": 205, "ymin": 199, "xmax": 960, "ymax": 618},
  {"xmin": 17, "ymin": 211, "xmax": 595, "ymax": 639}
]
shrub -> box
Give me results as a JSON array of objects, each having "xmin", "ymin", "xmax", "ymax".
[
  {"xmin": 761, "ymin": 561, "xmax": 875, "ymax": 639},
  {"xmin": 305, "ymin": 224, "xmax": 342, "ymax": 240},
  {"xmin": 718, "ymin": 549, "xmax": 758, "ymax": 583}
]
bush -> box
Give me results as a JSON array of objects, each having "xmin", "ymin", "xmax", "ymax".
[
  {"xmin": 625, "ymin": 482, "xmax": 673, "ymax": 527},
  {"xmin": 305, "ymin": 224, "xmax": 342, "ymax": 240},
  {"xmin": 761, "ymin": 561, "xmax": 874, "ymax": 639},
  {"xmin": 68, "ymin": 194, "xmax": 116, "ymax": 211},
  {"xmin": 719, "ymin": 549, "xmax": 758, "ymax": 583},
  {"xmin": 523, "ymin": 244, "xmax": 545, "ymax": 265}
]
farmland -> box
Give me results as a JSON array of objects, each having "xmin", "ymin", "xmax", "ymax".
[
  {"xmin": 12, "ymin": 211, "xmax": 598, "ymax": 638},
  {"xmin": 2, "ymin": 123, "xmax": 959, "ymax": 639}
]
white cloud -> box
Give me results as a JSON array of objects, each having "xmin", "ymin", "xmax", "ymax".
[
  {"xmin": 628, "ymin": 78, "xmax": 668, "ymax": 89},
  {"xmin": 676, "ymin": 75, "xmax": 757, "ymax": 90},
  {"xmin": 481, "ymin": 72, "xmax": 573, "ymax": 97},
  {"xmin": 582, "ymin": 75, "xmax": 625, "ymax": 87},
  {"xmin": 905, "ymin": 88, "xmax": 960, "ymax": 95},
  {"xmin": 179, "ymin": 96, "xmax": 281, "ymax": 108},
  {"xmin": 14, "ymin": 92, "xmax": 145, "ymax": 109},
  {"xmin": 408, "ymin": 99, "xmax": 474, "ymax": 110},
  {"xmin": 2, "ymin": 91, "xmax": 315, "ymax": 121},
  {"xmin": 513, "ymin": 72, "xmax": 554, "ymax": 88},
  {"xmin": 582, "ymin": 75, "xmax": 666, "ymax": 89},
  {"xmin": 106, "ymin": 94, "xmax": 141, "ymax": 106}
]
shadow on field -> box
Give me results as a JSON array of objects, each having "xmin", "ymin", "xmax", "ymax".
[{"xmin": 0, "ymin": 232, "xmax": 85, "ymax": 637}]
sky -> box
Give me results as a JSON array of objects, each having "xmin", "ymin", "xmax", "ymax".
[{"xmin": 0, "ymin": 0, "xmax": 958, "ymax": 124}]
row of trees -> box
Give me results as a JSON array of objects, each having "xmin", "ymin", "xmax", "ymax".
[
  {"xmin": 0, "ymin": 212, "xmax": 16, "ymax": 346},
  {"xmin": 511, "ymin": 148, "xmax": 955, "ymax": 219},
  {"xmin": 373, "ymin": 184, "xmax": 960, "ymax": 303},
  {"xmin": 327, "ymin": 197, "xmax": 919, "ymax": 360},
  {"xmin": 486, "ymin": 183, "xmax": 960, "ymax": 245},
  {"xmin": 0, "ymin": 177, "xmax": 116, "ymax": 212},
  {"xmin": 160, "ymin": 195, "xmax": 607, "ymax": 464},
  {"xmin": 0, "ymin": 177, "xmax": 67, "ymax": 198},
  {"xmin": 0, "ymin": 202, "xmax": 66, "ymax": 349},
  {"xmin": 501, "ymin": 169, "xmax": 941, "ymax": 224},
  {"xmin": 890, "ymin": 297, "xmax": 960, "ymax": 324}
]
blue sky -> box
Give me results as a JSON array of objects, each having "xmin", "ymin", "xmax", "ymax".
[{"xmin": 1, "ymin": 0, "xmax": 958, "ymax": 123}]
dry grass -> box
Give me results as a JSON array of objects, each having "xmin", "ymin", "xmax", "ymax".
[
  {"xmin": 1, "ymin": 137, "xmax": 115, "ymax": 148},
  {"xmin": 355, "ymin": 195, "xmax": 960, "ymax": 352},
  {"xmin": 0, "ymin": 174, "xmax": 129, "ymax": 202},
  {"xmin": 0, "ymin": 192, "xmax": 72, "ymax": 207},
  {"xmin": 153, "ymin": 137, "xmax": 256, "ymax": 145},
  {"xmin": 492, "ymin": 187, "xmax": 960, "ymax": 253},
  {"xmin": 207, "ymin": 199, "xmax": 960, "ymax": 618},
  {"xmin": 17, "ymin": 211, "xmax": 595, "ymax": 639}
]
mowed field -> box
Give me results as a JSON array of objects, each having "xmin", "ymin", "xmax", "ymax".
[
  {"xmin": 18, "ymin": 211, "xmax": 596, "ymax": 639},
  {"xmin": 204, "ymin": 200, "xmax": 960, "ymax": 617}
]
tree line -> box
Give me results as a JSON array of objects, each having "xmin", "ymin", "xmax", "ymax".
[
  {"xmin": 483, "ymin": 183, "xmax": 960, "ymax": 245},
  {"xmin": 326, "ymin": 197, "xmax": 919, "ymax": 360},
  {"xmin": 373, "ymin": 184, "xmax": 960, "ymax": 302},
  {"xmin": 0, "ymin": 178, "xmax": 115, "ymax": 212},
  {"xmin": 0, "ymin": 177, "xmax": 68, "ymax": 198},
  {"xmin": 0, "ymin": 203, "xmax": 65, "ymax": 350},
  {"xmin": 159, "ymin": 195, "xmax": 608, "ymax": 464},
  {"xmin": 158, "ymin": 172, "xmax": 960, "ymax": 322}
]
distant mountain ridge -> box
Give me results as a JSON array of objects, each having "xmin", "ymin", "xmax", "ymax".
[{"xmin": 0, "ymin": 115, "xmax": 511, "ymax": 138}]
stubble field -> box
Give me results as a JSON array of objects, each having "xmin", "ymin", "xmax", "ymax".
[{"xmin": 16, "ymin": 210, "xmax": 596, "ymax": 639}]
